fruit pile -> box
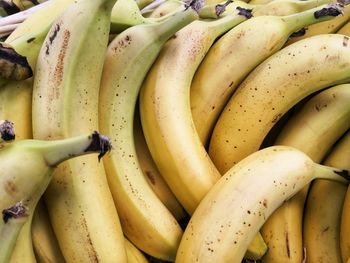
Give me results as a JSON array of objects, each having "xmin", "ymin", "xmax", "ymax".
[{"xmin": 0, "ymin": 0, "xmax": 349, "ymax": 262}]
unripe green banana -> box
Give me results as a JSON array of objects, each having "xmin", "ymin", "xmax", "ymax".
[
  {"xmin": 175, "ymin": 146, "xmax": 350, "ymax": 263},
  {"xmin": 209, "ymin": 33, "xmax": 350, "ymax": 174},
  {"xmin": 32, "ymin": 0, "xmax": 127, "ymax": 261},
  {"xmin": 261, "ymin": 83, "xmax": 350, "ymax": 263},
  {"xmin": 191, "ymin": 3, "xmax": 342, "ymax": 146},
  {"xmin": 0, "ymin": 132, "xmax": 112, "ymax": 263},
  {"xmin": 99, "ymin": 6, "xmax": 199, "ymax": 261}
]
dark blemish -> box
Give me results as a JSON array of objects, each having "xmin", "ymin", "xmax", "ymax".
[
  {"xmin": 49, "ymin": 24, "xmax": 61, "ymax": 44},
  {"xmin": 272, "ymin": 113, "xmax": 282, "ymax": 124},
  {"xmin": 27, "ymin": 37, "xmax": 35, "ymax": 43},
  {"xmin": 322, "ymin": 226, "xmax": 329, "ymax": 232},
  {"xmin": 236, "ymin": 6, "xmax": 253, "ymax": 19},
  {"xmin": 2, "ymin": 201, "xmax": 28, "ymax": 223},
  {"xmin": 247, "ymin": 210, "xmax": 251, "ymax": 214},
  {"xmin": 314, "ymin": 4, "xmax": 342, "ymax": 19},
  {"xmin": 334, "ymin": 169, "xmax": 350, "ymax": 181},
  {"xmin": 215, "ymin": 0, "xmax": 233, "ymax": 17},
  {"xmin": 53, "ymin": 29, "xmax": 70, "ymax": 88},
  {"xmin": 263, "ymin": 199, "xmax": 267, "ymax": 208},
  {"xmin": 290, "ymin": 28, "xmax": 306, "ymax": 38},
  {"xmin": 145, "ymin": 171, "xmax": 156, "ymax": 185},
  {"xmin": 0, "ymin": 120, "xmax": 15, "ymax": 141},
  {"xmin": 285, "ymin": 232, "xmax": 291, "ymax": 258},
  {"xmin": 343, "ymin": 36, "xmax": 349, "ymax": 47},
  {"xmin": 84, "ymin": 131, "xmax": 112, "ymax": 161}
]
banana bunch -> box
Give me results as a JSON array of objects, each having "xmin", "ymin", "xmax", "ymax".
[{"xmin": 0, "ymin": 0, "xmax": 350, "ymax": 262}]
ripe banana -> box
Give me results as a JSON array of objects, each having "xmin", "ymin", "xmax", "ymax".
[
  {"xmin": 340, "ymin": 131, "xmax": 350, "ymax": 262},
  {"xmin": 303, "ymin": 129, "xmax": 350, "ymax": 263},
  {"xmin": 175, "ymin": 145, "xmax": 350, "ymax": 263},
  {"xmin": 134, "ymin": 108, "xmax": 188, "ymax": 222},
  {"xmin": 261, "ymin": 83, "xmax": 350, "ymax": 263},
  {"xmin": 98, "ymin": 7, "xmax": 199, "ymax": 261},
  {"xmin": 32, "ymin": 200, "xmax": 65, "ymax": 263},
  {"xmin": 0, "ymin": 132, "xmax": 112, "ymax": 263},
  {"xmin": 285, "ymin": 3, "xmax": 350, "ymax": 46},
  {"xmin": 209, "ymin": 33, "xmax": 350, "ymax": 174},
  {"xmin": 337, "ymin": 19, "xmax": 350, "ymax": 34},
  {"xmin": 32, "ymin": 0, "xmax": 127, "ymax": 261},
  {"xmin": 140, "ymin": 3, "xmax": 250, "ymax": 216},
  {"xmin": 125, "ymin": 238, "xmax": 149, "ymax": 263},
  {"xmin": 191, "ymin": 3, "xmax": 342, "ymax": 146}
]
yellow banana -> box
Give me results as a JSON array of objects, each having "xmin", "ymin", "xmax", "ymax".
[
  {"xmin": 341, "ymin": 133, "xmax": 350, "ymax": 260},
  {"xmin": 0, "ymin": 132, "xmax": 112, "ymax": 263},
  {"xmin": 191, "ymin": 3, "xmax": 342, "ymax": 146},
  {"xmin": 261, "ymin": 83, "xmax": 350, "ymax": 263},
  {"xmin": 31, "ymin": 0, "xmax": 127, "ymax": 261},
  {"xmin": 32, "ymin": 200, "xmax": 65, "ymax": 263},
  {"xmin": 337, "ymin": 18, "xmax": 350, "ymax": 34},
  {"xmin": 125, "ymin": 238, "xmax": 149, "ymax": 263},
  {"xmin": 134, "ymin": 108, "xmax": 188, "ymax": 222},
  {"xmin": 209, "ymin": 33, "xmax": 350, "ymax": 174},
  {"xmin": 99, "ymin": 7, "xmax": 199, "ymax": 261},
  {"xmin": 175, "ymin": 145, "xmax": 350, "ymax": 263},
  {"xmin": 303, "ymin": 129, "xmax": 350, "ymax": 263}
]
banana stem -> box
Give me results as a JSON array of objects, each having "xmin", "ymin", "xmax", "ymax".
[
  {"xmin": 313, "ymin": 163, "xmax": 350, "ymax": 184},
  {"xmin": 35, "ymin": 132, "xmax": 112, "ymax": 166},
  {"xmin": 283, "ymin": 3, "xmax": 343, "ymax": 34}
]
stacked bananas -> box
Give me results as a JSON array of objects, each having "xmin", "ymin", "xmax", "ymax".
[{"xmin": 0, "ymin": 0, "xmax": 350, "ymax": 262}]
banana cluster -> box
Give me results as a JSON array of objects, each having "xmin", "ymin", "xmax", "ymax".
[{"xmin": 0, "ymin": 0, "xmax": 349, "ymax": 262}]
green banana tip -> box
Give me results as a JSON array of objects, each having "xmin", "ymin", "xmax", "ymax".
[
  {"xmin": 0, "ymin": 43, "xmax": 33, "ymax": 81},
  {"xmin": 84, "ymin": 131, "xmax": 112, "ymax": 162},
  {"xmin": 0, "ymin": 120, "xmax": 15, "ymax": 141},
  {"xmin": 2, "ymin": 201, "xmax": 28, "ymax": 224}
]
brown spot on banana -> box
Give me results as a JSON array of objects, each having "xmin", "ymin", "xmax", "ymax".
[
  {"xmin": 343, "ymin": 36, "xmax": 349, "ymax": 47},
  {"xmin": 145, "ymin": 171, "xmax": 156, "ymax": 185},
  {"xmin": 53, "ymin": 29, "xmax": 71, "ymax": 89},
  {"xmin": 2, "ymin": 201, "xmax": 28, "ymax": 223},
  {"xmin": 285, "ymin": 232, "xmax": 291, "ymax": 258},
  {"xmin": 4, "ymin": 180, "xmax": 18, "ymax": 197}
]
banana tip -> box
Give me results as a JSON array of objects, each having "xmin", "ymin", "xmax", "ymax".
[
  {"xmin": 2, "ymin": 201, "xmax": 28, "ymax": 223},
  {"xmin": 0, "ymin": 120, "xmax": 15, "ymax": 141},
  {"xmin": 85, "ymin": 131, "xmax": 112, "ymax": 161}
]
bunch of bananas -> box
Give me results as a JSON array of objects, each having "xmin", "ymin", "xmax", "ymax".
[{"xmin": 0, "ymin": 0, "xmax": 350, "ymax": 262}]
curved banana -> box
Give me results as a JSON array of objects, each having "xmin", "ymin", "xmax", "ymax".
[
  {"xmin": 99, "ymin": 8, "xmax": 199, "ymax": 261},
  {"xmin": 260, "ymin": 83, "xmax": 350, "ymax": 263},
  {"xmin": 190, "ymin": 3, "xmax": 342, "ymax": 146},
  {"xmin": 340, "ymin": 131, "xmax": 350, "ymax": 262},
  {"xmin": 143, "ymin": 0, "xmax": 183, "ymax": 18},
  {"xmin": 0, "ymin": 132, "xmax": 112, "ymax": 263},
  {"xmin": 285, "ymin": 3, "xmax": 350, "ymax": 46},
  {"xmin": 208, "ymin": 33, "xmax": 350, "ymax": 174},
  {"xmin": 303, "ymin": 130, "xmax": 350, "ymax": 263},
  {"xmin": 175, "ymin": 145, "xmax": 350, "ymax": 263},
  {"xmin": 337, "ymin": 19, "xmax": 350, "ymax": 35},
  {"xmin": 134, "ymin": 109, "xmax": 188, "ymax": 222},
  {"xmin": 32, "ymin": 200, "xmax": 65, "ymax": 263},
  {"xmin": 31, "ymin": 0, "xmax": 127, "ymax": 262},
  {"xmin": 125, "ymin": 238, "xmax": 149, "ymax": 263}
]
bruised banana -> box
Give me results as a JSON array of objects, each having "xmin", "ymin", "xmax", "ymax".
[
  {"xmin": 32, "ymin": 0, "xmax": 127, "ymax": 262},
  {"xmin": 261, "ymin": 83, "xmax": 350, "ymax": 263},
  {"xmin": 0, "ymin": 132, "xmax": 112, "ymax": 263},
  {"xmin": 209, "ymin": 33, "xmax": 350, "ymax": 174},
  {"xmin": 175, "ymin": 146, "xmax": 350, "ymax": 263},
  {"xmin": 191, "ymin": 3, "xmax": 342, "ymax": 146},
  {"xmin": 304, "ymin": 129, "xmax": 350, "ymax": 263},
  {"xmin": 99, "ymin": 7, "xmax": 199, "ymax": 261}
]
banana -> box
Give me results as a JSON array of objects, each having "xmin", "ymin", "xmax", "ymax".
[
  {"xmin": 191, "ymin": 3, "xmax": 342, "ymax": 146},
  {"xmin": 341, "ymin": 132, "xmax": 350, "ymax": 260},
  {"xmin": 175, "ymin": 145, "xmax": 350, "ymax": 263},
  {"xmin": 32, "ymin": 0, "xmax": 127, "ymax": 262},
  {"xmin": 98, "ymin": 7, "xmax": 199, "ymax": 261},
  {"xmin": 208, "ymin": 33, "xmax": 350, "ymax": 174},
  {"xmin": 145, "ymin": 0, "xmax": 183, "ymax": 18},
  {"xmin": 32, "ymin": 200, "xmax": 65, "ymax": 263},
  {"xmin": 260, "ymin": 83, "xmax": 350, "ymax": 263},
  {"xmin": 285, "ymin": 3, "xmax": 350, "ymax": 46},
  {"xmin": 303, "ymin": 130, "xmax": 350, "ymax": 263},
  {"xmin": 139, "ymin": 2, "xmax": 250, "ymax": 217},
  {"xmin": 0, "ymin": 132, "xmax": 112, "ymax": 263},
  {"xmin": 134, "ymin": 108, "xmax": 188, "ymax": 222},
  {"xmin": 252, "ymin": 0, "xmax": 334, "ymax": 16},
  {"xmin": 125, "ymin": 238, "xmax": 149, "ymax": 263},
  {"xmin": 337, "ymin": 19, "xmax": 350, "ymax": 34}
]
